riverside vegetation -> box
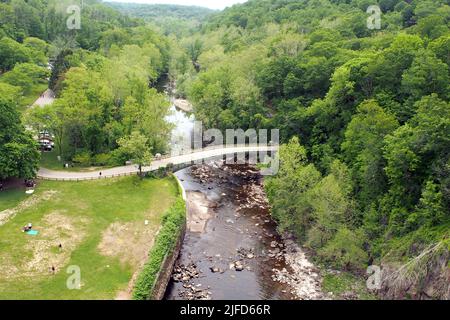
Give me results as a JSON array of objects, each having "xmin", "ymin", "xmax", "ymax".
[
  {"xmin": 0, "ymin": 0, "xmax": 449, "ymax": 299},
  {"xmin": 118, "ymin": 0, "xmax": 449, "ymax": 299}
]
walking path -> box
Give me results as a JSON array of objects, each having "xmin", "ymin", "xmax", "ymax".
[
  {"xmin": 31, "ymin": 91, "xmax": 278, "ymax": 182},
  {"xmin": 38, "ymin": 145, "xmax": 279, "ymax": 181},
  {"xmin": 32, "ymin": 89, "xmax": 55, "ymax": 108}
]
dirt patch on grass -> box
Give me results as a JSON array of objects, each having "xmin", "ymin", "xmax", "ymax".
[
  {"xmin": 98, "ymin": 221, "xmax": 159, "ymax": 267},
  {"xmin": 0, "ymin": 190, "xmax": 58, "ymax": 226},
  {"xmin": 98, "ymin": 221, "xmax": 161, "ymax": 300},
  {"xmin": 1, "ymin": 211, "xmax": 89, "ymax": 279}
]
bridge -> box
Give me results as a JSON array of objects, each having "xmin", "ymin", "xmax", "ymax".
[{"xmin": 37, "ymin": 144, "xmax": 279, "ymax": 181}]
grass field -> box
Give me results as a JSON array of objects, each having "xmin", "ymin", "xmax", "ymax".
[
  {"xmin": 0, "ymin": 175, "xmax": 179, "ymax": 299},
  {"xmin": 40, "ymin": 150, "xmax": 110, "ymax": 172},
  {"xmin": 0, "ymin": 188, "xmax": 28, "ymax": 212}
]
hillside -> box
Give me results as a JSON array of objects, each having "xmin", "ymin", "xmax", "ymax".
[
  {"xmin": 172, "ymin": 0, "xmax": 450, "ymax": 299},
  {"xmin": 106, "ymin": 2, "xmax": 216, "ymax": 21},
  {"xmin": 0, "ymin": 0, "xmax": 172, "ymax": 179},
  {"xmin": 0, "ymin": 0, "xmax": 448, "ymax": 301},
  {"xmin": 105, "ymin": 2, "xmax": 217, "ymax": 36}
]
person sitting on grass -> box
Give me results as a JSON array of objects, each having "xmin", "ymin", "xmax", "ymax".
[{"xmin": 22, "ymin": 223, "xmax": 32, "ymax": 232}]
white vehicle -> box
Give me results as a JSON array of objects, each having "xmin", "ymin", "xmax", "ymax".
[{"xmin": 39, "ymin": 139, "xmax": 54, "ymax": 151}]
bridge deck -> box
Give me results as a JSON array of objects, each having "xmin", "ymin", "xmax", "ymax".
[{"xmin": 38, "ymin": 145, "xmax": 278, "ymax": 181}]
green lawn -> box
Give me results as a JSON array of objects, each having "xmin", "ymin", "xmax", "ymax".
[
  {"xmin": 0, "ymin": 175, "xmax": 179, "ymax": 299},
  {"xmin": 0, "ymin": 188, "xmax": 28, "ymax": 212},
  {"xmin": 40, "ymin": 150, "xmax": 110, "ymax": 172}
]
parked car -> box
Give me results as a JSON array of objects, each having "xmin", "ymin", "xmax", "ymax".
[{"xmin": 39, "ymin": 138, "xmax": 54, "ymax": 151}]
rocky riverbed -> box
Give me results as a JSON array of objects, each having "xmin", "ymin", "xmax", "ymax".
[{"xmin": 165, "ymin": 162, "xmax": 326, "ymax": 300}]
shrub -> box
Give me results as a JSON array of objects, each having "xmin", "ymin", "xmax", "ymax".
[
  {"xmin": 132, "ymin": 197, "xmax": 186, "ymax": 300},
  {"xmin": 92, "ymin": 153, "xmax": 111, "ymax": 166},
  {"xmin": 109, "ymin": 148, "xmax": 129, "ymax": 166},
  {"xmin": 318, "ymin": 227, "xmax": 368, "ymax": 272},
  {"xmin": 146, "ymin": 167, "xmax": 168, "ymax": 179},
  {"xmin": 72, "ymin": 151, "xmax": 91, "ymax": 166}
]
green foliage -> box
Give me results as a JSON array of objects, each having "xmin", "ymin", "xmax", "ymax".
[
  {"xmin": 1, "ymin": 0, "xmax": 449, "ymax": 297},
  {"xmin": 107, "ymin": 3, "xmax": 216, "ymax": 37},
  {"xmin": 342, "ymin": 100, "xmax": 399, "ymax": 209},
  {"xmin": 72, "ymin": 151, "xmax": 92, "ymax": 166},
  {"xmin": 0, "ymin": 95, "xmax": 40, "ymax": 179},
  {"xmin": 266, "ymin": 139, "xmax": 367, "ymax": 271},
  {"xmin": 45, "ymin": 43, "xmax": 170, "ymax": 161},
  {"xmin": 265, "ymin": 137, "xmax": 320, "ymax": 238},
  {"xmin": 132, "ymin": 198, "xmax": 186, "ymax": 300},
  {"xmin": 383, "ymin": 95, "xmax": 449, "ymax": 234},
  {"xmin": 406, "ymin": 181, "xmax": 445, "ymax": 230},
  {"xmin": 92, "ymin": 153, "xmax": 112, "ymax": 166},
  {"xmin": 318, "ymin": 227, "xmax": 368, "ymax": 272},
  {"xmin": 177, "ymin": 1, "xmax": 450, "ymax": 285},
  {"xmin": 0, "ymin": 82, "xmax": 21, "ymax": 101},
  {"xmin": 0, "ymin": 0, "xmax": 172, "ymax": 179},
  {"xmin": 0, "ymin": 37, "xmax": 33, "ymax": 72},
  {"xmin": 1, "ymin": 63, "xmax": 49, "ymax": 95},
  {"xmin": 117, "ymin": 131, "xmax": 153, "ymax": 176}
]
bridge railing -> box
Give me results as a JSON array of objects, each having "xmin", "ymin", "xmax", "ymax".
[
  {"xmin": 38, "ymin": 171, "xmax": 139, "ymax": 181},
  {"xmin": 37, "ymin": 144, "xmax": 279, "ymax": 181},
  {"xmin": 158, "ymin": 143, "xmax": 278, "ymax": 159}
]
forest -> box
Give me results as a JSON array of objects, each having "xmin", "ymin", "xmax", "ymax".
[
  {"xmin": 165, "ymin": 0, "xmax": 449, "ymax": 298},
  {"xmin": 0, "ymin": 0, "xmax": 173, "ymax": 176},
  {"xmin": 0, "ymin": 0, "xmax": 449, "ymax": 299},
  {"xmin": 105, "ymin": 2, "xmax": 216, "ymax": 37}
]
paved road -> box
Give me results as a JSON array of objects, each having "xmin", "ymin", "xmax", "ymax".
[
  {"xmin": 30, "ymin": 92, "xmax": 278, "ymax": 181},
  {"xmin": 38, "ymin": 145, "xmax": 279, "ymax": 181},
  {"xmin": 32, "ymin": 89, "xmax": 55, "ymax": 108}
]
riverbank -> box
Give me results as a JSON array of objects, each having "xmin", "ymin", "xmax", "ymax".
[
  {"xmin": 132, "ymin": 197, "xmax": 186, "ymax": 300},
  {"xmin": 165, "ymin": 162, "xmax": 327, "ymax": 300}
]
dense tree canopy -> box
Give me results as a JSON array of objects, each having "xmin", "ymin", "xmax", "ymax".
[
  {"xmin": 1, "ymin": 0, "xmax": 173, "ymax": 178},
  {"xmin": 165, "ymin": 0, "xmax": 450, "ymax": 285},
  {"xmin": 0, "ymin": 94, "xmax": 39, "ymax": 180},
  {"xmin": 0, "ymin": 0, "xmax": 448, "ymax": 298}
]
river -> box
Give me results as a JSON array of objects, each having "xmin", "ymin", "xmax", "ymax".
[
  {"xmin": 165, "ymin": 164, "xmax": 297, "ymax": 300},
  {"xmin": 162, "ymin": 79, "xmax": 323, "ymax": 301}
]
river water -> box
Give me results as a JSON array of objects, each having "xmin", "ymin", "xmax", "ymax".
[
  {"xmin": 165, "ymin": 164, "xmax": 295, "ymax": 300},
  {"xmin": 162, "ymin": 80, "xmax": 321, "ymax": 300},
  {"xmin": 164, "ymin": 103, "xmax": 296, "ymax": 300}
]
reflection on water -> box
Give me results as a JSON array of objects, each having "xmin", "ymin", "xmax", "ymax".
[{"xmin": 166, "ymin": 105, "xmax": 195, "ymax": 154}]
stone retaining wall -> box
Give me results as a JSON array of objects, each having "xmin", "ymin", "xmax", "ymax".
[
  {"xmin": 150, "ymin": 223, "xmax": 186, "ymax": 300},
  {"xmin": 149, "ymin": 174, "xmax": 187, "ymax": 300}
]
